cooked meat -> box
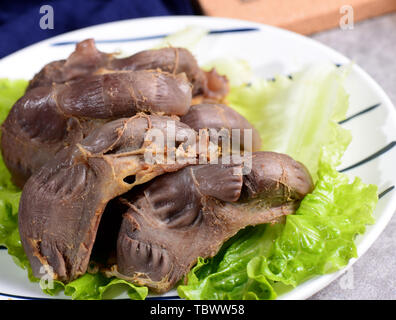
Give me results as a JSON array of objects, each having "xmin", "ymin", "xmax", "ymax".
[
  {"xmin": 18, "ymin": 114, "xmax": 199, "ymax": 282},
  {"xmin": 28, "ymin": 39, "xmax": 228, "ymax": 100},
  {"xmin": 4, "ymin": 36, "xmax": 314, "ymax": 297},
  {"xmin": 108, "ymin": 47, "xmax": 228, "ymax": 99},
  {"xmin": 114, "ymin": 151, "xmax": 313, "ymax": 293},
  {"xmin": 1, "ymin": 70, "xmax": 192, "ymax": 188},
  {"xmin": 27, "ymin": 39, "xmax": 112, "ymax": 91},
  {"xmin": 54, "ymin": 70, "xmax": 192, "ymax": 117},
  {"xmin": 202, "ymin": 68, "xmax": 229, "ymax": 101},
  {"xmin": 181, "ymin": 103, "xmax": 262, "ymax": 152},
  {"xmin": 111, "ymin": 47, "xmax": 205, "ymax": 96}
]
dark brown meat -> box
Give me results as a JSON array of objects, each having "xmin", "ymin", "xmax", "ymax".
[
  {"xmin": 4, "ymin": 40, "xmax": 228, "ymax": 189},
  {"xmin": 27, "ymin": 39, "xmax": 112, "ymax": 90},
  {"xmin": 111, "ymin": 47, "xmax": 205, "ymax": 96},
  {"xmin": 180, "ymin": 103, "xmax": 262, "ymax": 152},
  {"xmin": 28, "ymin": 39, "xmax": 228, "ymax": 100},
  {"xmin": 114, "ymin": 151, "xmax": 313, "ymax": 293},
  {"xmin": 111, "ymin": 47, "xmax": 228, "ymax": 99},
  {"xmin": 55, "ymin": 70, "xmax": 192, "ymax": 117},
  {"xmin": 18, "ymin": 114, "xmax": 199, "ymax": 282},
  {"xmin": 1, "ymin": 70, "xmax": 192, "ymax": 188}
]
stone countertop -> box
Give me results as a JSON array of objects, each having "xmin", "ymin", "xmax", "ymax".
[{"xmin": 309, "ymin": 13, "xmax": 396, "ymax": 300}]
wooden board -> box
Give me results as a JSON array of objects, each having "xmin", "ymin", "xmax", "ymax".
[{"xmin": 197, "ymin": 0, "xmax": 396, "ymax": 34}]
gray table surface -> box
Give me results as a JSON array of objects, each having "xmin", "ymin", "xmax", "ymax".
[{"xmin": 309, "ymin": 12, "xmax": 396, "ymax": 300}]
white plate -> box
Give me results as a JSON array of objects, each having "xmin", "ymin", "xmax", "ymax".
[{"xmin": 0, "ymin": 16, "xmax": 395, "ymax": 300}]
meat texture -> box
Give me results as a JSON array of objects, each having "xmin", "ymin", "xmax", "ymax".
[
  {"xmin": 112, "ymin": 48, "xmax": 229, "ymax": 100},
  {"xmin": 18, "ymin": 114, "xmax": 198, "ymax": 282},
  {"xmin": 115, "ymin": 151, "xmax": 313, "ymax": 292},
  {"xmin": 5, "ymin": 37, "xmax": 314, "ymax": 296},
  {"xmin": 2, "ymin": 39, "xmax": 231, "ymax": 189},
  {"xmin": 27, "ymin": 39, "xmax": 112, "ymax": 90},
  {"xmin": 181, "ymin": 103, "xmax": 262, "ymax": 152},
  {"xmin": 111, "ymin": 47, "xmax": 205, "ymax": 96},
  {"xmin": 28, "ymin": 39, "xmax": 228, "ymax": 100},
  {"xmin": 1, "ymin": 70, "xmax": 192, "ymax": 188}
]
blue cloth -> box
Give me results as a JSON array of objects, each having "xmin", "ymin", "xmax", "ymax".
[{"xmin": 0, "ymin": 0, "xmax": 195, "ymax": 58}]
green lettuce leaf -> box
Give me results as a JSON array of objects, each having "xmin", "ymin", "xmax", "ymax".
[
  {"xmin": 178, "ymin": 225, "xmax": 281, "ymax": 300},
  {"xmin": 0, "ymin": 79, "xmax": 28, "ymax": 124},
  {"xmin": 154, "ymin": 25, "xmax": 209, "ymax": 51},
  {"xmin": 203, "ymin": 58, "xmax": 253, "ymax": 87},
  {"xmin": 178, "ymin": 63, "xmax": 378, "ymax": 300},
  {"xmin": 179, "ymin": 159, "xmax": 378, "ymax": 299},
  {"xmin": 0, "ymin": 188, "xmax": 31, "ymax": 272},
  {"xmin": 227, "ymin": 64, "xmax": 352, "ymax": 178},
  {"xmin": 43, "ymin": 273, "xmax": 148, "ymax": 300},
  {"xmin": 0, "ymin": 79, "xmax": 34, "ymax": 277},
  {"xmin": 0, "ymin": 79, "xmax": 29, "ymax": 190},
  {"xmin": 248, "ymin": 165, "xmax": 377, "ymax": 288}
]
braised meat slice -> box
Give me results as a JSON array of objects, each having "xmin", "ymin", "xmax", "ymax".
[
  {"xmin": 111, "ymin": 47, "xmax": 204, "ymax": 95},
  {"xmin": 181, "ymin": 103, "xmax": 262, "ymax": 152},
  {"xmin": 1, "ymin": 70, "xmax": 192, "ymax": 188},
  {"xmin": 27, "ymin": 39, "xmax": 112, "ymax": 90},
  {"xmin": 28, "ymin": 39, "xmax": 228, "ymax": 100},
  {"xmin": 18, "ymin": 114, "xmax": 198, "ymax": 282},
  {"xmin": 112, "ymin": 47, "xmax": 229, "ymax": 100},
  {"xmin": 115, "ymin": 151, "xmax": 313, "ymax": 293}
]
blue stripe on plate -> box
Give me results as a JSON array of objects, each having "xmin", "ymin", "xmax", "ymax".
[
  {"xmin": 339, "ymin": 103, "xmax": 381, "ymax": 125},
  {"xmin": 378, "ymin": 185, "xmax": 395, "ymax": 199},
  {"xmin": 0, "ymin": 292, "xmax": 49, "ymax": 300},
  {"xmin": 340, "ymin": 141, "xmax": 396, "ymax": 173},
  {"xmin": 50, "ymin": 27, "xmax": 259, "ymax": 46}
]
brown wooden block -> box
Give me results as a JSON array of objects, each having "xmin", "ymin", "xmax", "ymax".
[{"xmin": 197, "ymin": 0, "xmax": 396, "ymax": 34}]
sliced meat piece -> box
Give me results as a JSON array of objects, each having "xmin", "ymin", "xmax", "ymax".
[
  {"xmin": 55, "ymin": 70, "xmax": 192, "ymax": 118},
  {"xmin": 180, "ymin": 103, "xmax": 262, "ymax": 152},
  {"xmin": 28, "ymin": 39, "xmax": 228, "ymax": 100},
  {"xmin": 1, "ymin": 70, "xmax": 192, "ymax": 188},
  {"xmin": 115, "ymin": 151, "xmax": 313, "ymax": 293},
  {"xmin": 111, "ymin": 47, "xmax": 206, "ymax": 96},
  {"xmin": 240, "ymin": 151, "xmax": 313, "ymax": 205},
  {"xmin": 111, "ymin": 47, "xmax": 228, "ymax": 99},
  {"xmin": 18, "ymin": 114, "xmax": 198, "ymax": 282},
  {"xmin": 27, "ymin": 39, "xmax": 112, "ymax": 90}
]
